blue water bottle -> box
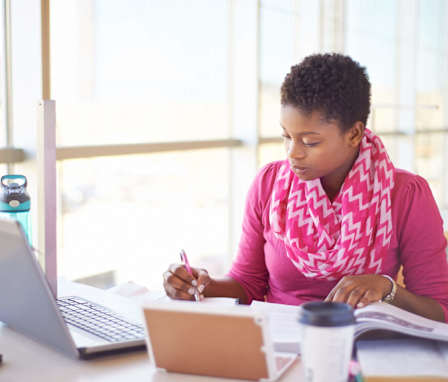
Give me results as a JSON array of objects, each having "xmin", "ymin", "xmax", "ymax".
[{"xmin": 0, "ymin": 175, "xmax": 31, "ymax": 243}]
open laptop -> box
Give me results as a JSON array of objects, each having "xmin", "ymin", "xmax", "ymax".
[
  {"xmin": 0, "ymin": 219, "xmax": 146, "ymax": 359},
  {"xmin": 143, "ymin": 301, "xmax": 297, "ymax": 381}
]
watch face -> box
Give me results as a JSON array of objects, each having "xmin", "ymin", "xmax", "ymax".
[
  {"xmin": 384, "ymin": 286, "xmax": 397, "ymax": 303},
  {"xmin": 381, "ymin": 275, "xmax": 397, "ymax": 303}
]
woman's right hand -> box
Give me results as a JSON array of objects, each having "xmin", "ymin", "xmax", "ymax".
[{"xmin": 163, "ymin": 263, "xmax": 212, "ymax": 300}]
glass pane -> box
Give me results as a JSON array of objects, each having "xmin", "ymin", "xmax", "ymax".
[
  {"xmin": 0, "ymin": 73, "xmax": 6, "ymax": 149},
  {"xmin": 51, "ymin": 0, "xmax": 229, "ymax": 146},
  {"xmin": 345, "ymin": 0, "xmax": 397, "ymax": 133},
  {"xmin": 258, "ymin": 142, "xmax": 284, "ymax": 169},
  {"xmin": 59, "ymin": 149, "xmax": 229, "ymax": 290},
  {"xmin": 414, "ymin": 0, "xmax": 448, "ymax": 215},
  {"xmin": 259, "ymin": 0, "xmax": 320, "ymax": 137},
  {"xmin": 0, "ymin": 126, "xmax": 4, "ymax": 148},
  {"xmin": 415, "ymin": 132, "xmax": 445, "ymax": 203},
  {"xmin": 0, "ymin": 14, "xmax": 4, "ymax": 147},
  {"xmin": 415, "ymin": 0, "xmax": 447, "ymax": 130}
]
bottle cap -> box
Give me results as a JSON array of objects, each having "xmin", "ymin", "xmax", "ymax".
[
  {"xmin": 299, "ymin": 301, "xmax": 355, "ymax": 327},
  {"xmin": 0, "ymin": 175, "xmax": 30, "ymax": 212}
]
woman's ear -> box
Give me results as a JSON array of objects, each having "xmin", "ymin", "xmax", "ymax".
[{"xmin": 347, "ymin": 122, "xmax": 365, "ymax": 147}]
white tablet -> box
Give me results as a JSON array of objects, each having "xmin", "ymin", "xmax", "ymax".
[{"xmin": 142, "ymin": 301, "xmax": 297, "ymax": 381}]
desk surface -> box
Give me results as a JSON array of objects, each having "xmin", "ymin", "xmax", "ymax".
[{"xmin": 0, "ymin": 280, "xmax": 304, "ymax": 382}]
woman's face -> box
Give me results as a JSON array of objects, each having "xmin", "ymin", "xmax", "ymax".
[{"xmin": 280, "ymin": 105, "xmax": 360, "ymax": 184}]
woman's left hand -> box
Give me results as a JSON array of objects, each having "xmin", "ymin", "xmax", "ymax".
[{"xmin": 324, "ymin": 274, "xmax": 393, "ymax": 308}]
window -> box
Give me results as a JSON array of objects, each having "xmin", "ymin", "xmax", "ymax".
[
  {"xmin": 59, "ymin": 149, "xmax": 230, "ymax": 289},
  {"xmin": 414, "ymin": 0, "xmax": 448, "ymax": 213},
  {"xmin": 51, "ymin": 0, "xmax": 229, "ymax": 146},
  {"xmin": 346, "ymin": 0, "xmax": 397, "ymax": 133},
  {"xmin": 3, "ymin": 1, "xmax": 447, "ymax": 289},
  {"xmin": 51, "ymin": 0, "xmax": 234, "ymax": 287},
  {"xmin": 259, "ymin": 0, "xmax": 320, "ymax": 139},
  {"xmin": 0, "ymin": 0, "xmax": 8, "ymax": 149}
]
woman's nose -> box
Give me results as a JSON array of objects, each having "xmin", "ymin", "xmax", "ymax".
[{"xmin": 287, "ymin": 140, "xmax": 306, "ymax": 159}]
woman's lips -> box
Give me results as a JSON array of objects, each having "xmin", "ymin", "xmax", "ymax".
[{"xmin": 291, "ymin": 166, "xmax": 309, "ymax": 175}]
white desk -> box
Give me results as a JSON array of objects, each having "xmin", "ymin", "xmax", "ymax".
[{"xmin": 0, "ymin": 281, "xmax": 303, "ymax": 382}]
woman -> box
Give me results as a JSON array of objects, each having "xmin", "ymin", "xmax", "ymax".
[{"xmin": 163, "ymin": 53, "xmax": 448, "ymax": 322}]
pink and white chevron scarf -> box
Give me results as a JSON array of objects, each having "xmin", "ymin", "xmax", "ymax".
[{"xmin": 269, "ymin": 129, "xmax": 395, "ymax": 280}]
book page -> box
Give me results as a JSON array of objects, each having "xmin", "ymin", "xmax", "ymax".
[
  {"xmin": 354, "ymin": 302, "xmax": 448, "ymax": 341},
  {"xmin": 250, "ymin": 301, "xmax": 302, "ymax": 353},
  {"xmin": 357, "ymin": 338, "xmax": 448, "ymax": 378}
]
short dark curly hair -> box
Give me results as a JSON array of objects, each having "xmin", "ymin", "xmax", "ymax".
[{"xmin": 280, "ymin": 53, "xmax": 371, "ymax": 131}]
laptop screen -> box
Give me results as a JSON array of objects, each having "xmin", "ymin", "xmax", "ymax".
[{"xmin": 0, "ymin": 219, "xmax": 77, "ymax": 356}]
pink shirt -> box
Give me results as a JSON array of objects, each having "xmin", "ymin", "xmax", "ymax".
[{"xmin": 228, "ymin": 160, "xmax": 448, "ymax": 321}]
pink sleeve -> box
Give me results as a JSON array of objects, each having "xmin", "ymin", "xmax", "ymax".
[
  {"xmin": 226, "ymin": 163, "xmax": 278, "ymax": 304},
  {"xmin": 396, "ymin": 175, "xmax": 448, "ymax": 321}
]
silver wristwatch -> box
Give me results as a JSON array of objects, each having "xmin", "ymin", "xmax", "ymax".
[{"xmin": 381, "ymin": 274, "xmax": 397, "ymax": 303}]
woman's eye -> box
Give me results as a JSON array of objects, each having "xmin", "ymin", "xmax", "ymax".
[
  {"xmin": 303, "ymin": 142, "xmax": 319, "ymax": 147},
  {"xmin": 281, "ymin": 134, "xmax": 291, "ymax": 140}
]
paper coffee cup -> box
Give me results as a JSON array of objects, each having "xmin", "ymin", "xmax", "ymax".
[{"xmin": 299, "ymin": 302, "xmax": 355, "ymax": 382}]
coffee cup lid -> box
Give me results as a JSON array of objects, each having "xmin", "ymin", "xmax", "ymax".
[{"xmin": 299, "ymin": 301, "xmax": 355, "ymax": 327}]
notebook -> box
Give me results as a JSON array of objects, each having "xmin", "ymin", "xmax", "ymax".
[
  {"xmin": 143, "ymin": 301, "xmax": 297, "ymax": 381},
  {"xmin": 0, "ymin": 219, "xmax": 146, "ymax": 359}
]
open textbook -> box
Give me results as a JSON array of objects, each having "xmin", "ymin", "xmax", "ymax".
[
  {"xmin": 250, "ymin": 300, "xmax": 448, "ymax": 354},
  {"xmin": 352, "ymin": 303, "xmax": 448, "ymax": 381},
  {"xmin": 110, "ymin": 283, "xmax": 448, "ymax": 349},
  {"xmin": 353, "ymin": 301, "xmax": 448, "ymax": 341}
]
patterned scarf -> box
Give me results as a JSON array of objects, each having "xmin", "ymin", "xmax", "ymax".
[{"xmin": 269, "ymin": 129, "xmax": 395, "ymax": 280}]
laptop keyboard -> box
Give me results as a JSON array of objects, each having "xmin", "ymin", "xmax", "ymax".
[{"xmin": 57, "ymin": 296, "xmax": 145, "ymax": 343}]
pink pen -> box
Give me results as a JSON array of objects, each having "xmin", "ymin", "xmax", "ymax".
[{"xmin": 179, "ymin": 249, "xmax": 200, "ymax": 301}]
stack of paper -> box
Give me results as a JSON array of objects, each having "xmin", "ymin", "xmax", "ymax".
[{"xmin": 250, "ymin": 300, "xmax": 301, "ymax": 354}]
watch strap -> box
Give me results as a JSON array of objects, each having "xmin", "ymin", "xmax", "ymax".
[{"xmin": 381, "ymin": 274, "xmax": 397, "ymax": 303}]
